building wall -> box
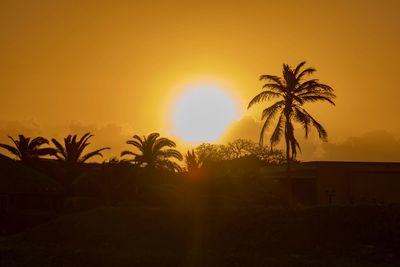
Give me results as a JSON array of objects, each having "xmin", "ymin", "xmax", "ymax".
[{"xmin": 314, "ymin": 162, "xmax": 400, "ymax": 205}]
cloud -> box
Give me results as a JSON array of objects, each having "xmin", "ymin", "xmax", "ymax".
[
  {"xmin": 222, "ymin": 116, "xmax": 261, "ymax": 142},
  {"xmin": 320, "ymin": 130, "xmax": 400, "ymax": 162},
  {"xmin": 0, "ymin": 120, "xmax": 42, "ymax": 139}
]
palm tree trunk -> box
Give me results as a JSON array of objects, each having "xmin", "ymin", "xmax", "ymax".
[{"xmin": 285, "ymin": 122, "xmax": 293, "ymax": 206}]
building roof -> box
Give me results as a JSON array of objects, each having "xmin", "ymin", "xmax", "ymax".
[{"xmin": 260, "ymin": 161, "xmax": 400, "ymax": 178}]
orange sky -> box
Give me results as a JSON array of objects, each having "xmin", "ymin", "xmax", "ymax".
[{"xmin": 1, "ymin": 0, "xmax": 400, "ymax": 161}]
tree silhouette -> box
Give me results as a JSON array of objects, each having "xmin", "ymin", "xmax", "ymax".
[
  {"xmin": 248, "ymin": 61, "xmax": 335, "ymax": 202},
  {"xmin": 51, "ymin": 133, "xmax": 110, "ymax": 164},
  {"xmin": 195, "ymin": 143, "xmax": 227, "ymax": 163},
  {"xmin": 121, "ymin": 132, "xmax": 183, "ymax": 172},
  {"xmin": 185, "ymin": 149, "xmax": 201, "ymax": 173},
  {"xmin": 0, "ymin": 135, "xmax": 56, "ymax": 162},
  {"xmin": 226, "ymin": 139, "xmax": 256, "ymax": 159}
]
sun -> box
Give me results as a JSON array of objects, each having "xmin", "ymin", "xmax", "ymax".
[{"xmin": 171, "ymin": 84, "xmax": 238, "ymax": 143}]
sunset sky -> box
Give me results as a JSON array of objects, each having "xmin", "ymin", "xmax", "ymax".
[{"xmin": 1, "ymin": 0, "xmax": 400, "ymax": 161}]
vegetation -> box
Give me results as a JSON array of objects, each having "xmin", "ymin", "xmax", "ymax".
[
  {"xmin": 185, "ymin": 149, "xmax": 201, "ymax": 173},
  {"xmin": 248, "ymin": 61, "xmax": 335, "ymax": 203},
  {"xmin": 51, "ymin": 133, "xmax": 110, "ymax": 164},
  {"xmin": 121, "ymin": 132, "xmax": 183, "ymax": 172},
  {"xmin": 0, "ymin": 135, "xmax": 55, "ymax": 162},
  {"xmin": 195, "ymin": 139, "xmax": 285, "ymax": 165}
]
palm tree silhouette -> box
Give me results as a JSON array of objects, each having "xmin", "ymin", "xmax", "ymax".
[
  {"xmin": 248, "ymin": 61, "xmax": 335, "ymax": 202},
  {"xmin": 51, "ymin": 133, "xmax": 110, "ymax": 164},
  {"xmin": 185, "ymin": 149, "xmax": 201, "ymax": 173},
  {"xmin": 121, "ymin": 132, "xmax": 183, "ymax": 172},
  {"xmin": 0, "ymin": 135, "xmax": 56, "ymax": 162}
]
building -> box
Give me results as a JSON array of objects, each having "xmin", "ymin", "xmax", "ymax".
[{"xmin": 261, "ymin": 161, "xmax": 400, "ymax": 206}]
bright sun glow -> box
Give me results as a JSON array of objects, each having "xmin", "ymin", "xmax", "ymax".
[{"xmin": 172, "ymin": 85, "xmax": 238, "ymax": 143}]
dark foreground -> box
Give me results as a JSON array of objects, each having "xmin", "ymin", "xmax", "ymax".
[{"xmin": 1, "ymin": 205, "xmax": 400, "ymax": 267}]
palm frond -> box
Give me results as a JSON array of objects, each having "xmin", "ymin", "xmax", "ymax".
[
  {"xmin": 18, "ymin": 135, "xmax": 30, "ymax": 151},
  {"xmin": 147, "ymin": 133, "xmax": 160, "ymax": 144},
  {"xmin": 269, "ymin": 113, "xmax": 285, "ymax": 147},
  {"xmin": 296, "ymin": 67, "xmax": 316, "ymax": 81},
  {"xmin": 120, "ymin": 150, "xmax": 139, "ymax": 158},
  {"xmin": 51, "ymin": 138, "xmax": 67, "ymax": 159},
  {"xmin": 159, "ymin": 149, "xmax": 183, "ymax": 161},
  {"xmin": 63, "ymin": 135, "xmax": 73, "ymax": 160},
  {"xmin": 295, "ymin": 79, "xmax": 320, "ymax": 92},
  {"xmin": 153, "ymin": 137, "xmax": 176, "ymax": 152},
  {"xmin": 185, "ymin": 149, "xmax": 201, "ymax": 171},
  {"xmin": 76, "ymin": 133, "xmax": 93, "ymax": 157},
  {"xmin": 297, "ymin": 107, "xmax": 328, "ymax": 141},
  {"xmin": 290, "ymin": 135, "xmax": 301, "ymax": 159},
  {"xmin": 301, "ymin": 95, "xmax": 335, "ymax": 105},
  {"xmin": 294, "ymin": 107, "xmax": 311, "ymax": 138},
  {"xmin": 28, "ymin": 137, "xmax": 49, "ymax": 150},
  {"xmin": 261, "ymin": 101, "xmax": 284, "ymax": 120},
  {"xmin": 77, "ymin": 133, "xmax": 92, "ymax": 148},
  {"xmin": 132, "ymin": 135, "xmax": 145, "ymax": 146},
  {"xmin": 126, "ymin": 139, "xmax": 143, "ymax": 151},
  {"xmin": 77, "ymin": 141, "xmax": 91, "ymax": 159},
  {"xmin": 298, "ymin": 89, "xmax": 336, "ymax": 98},
  {"xmin": 248, "ymin": 91, "xmax": 283, "ymax": 109},
  {"xmin": 310, "ymin": 119, "xmax": 328, "ymax": 141},
  {"xmin": 0, "ymin": 144, "xmax": 21, "ymax": 158},
  {"xmin": 259, "ymin": 75, "xmax": 283, "ymax": 86},
  {"xmin": 8, "ymin": 136, "xmax": 19, "ymax": 150},
  {"xmin": 293, "ymin": 61, "xmax": 307, "ymax": 76},
  {"xmin": 296, "ymin": 80, "xmax": 333, "ymax": 94},
  {"xmin": 79, "ymin": 147, "xmax": 110, "ymax": 163},
  {"xmin": 261, "ymin": 83, "xmax": 285, "ymax": 93}
]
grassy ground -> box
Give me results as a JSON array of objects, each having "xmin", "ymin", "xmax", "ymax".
[{"xmin": 1, "ymin": 205, "xmax": 399, "ymax": 266}]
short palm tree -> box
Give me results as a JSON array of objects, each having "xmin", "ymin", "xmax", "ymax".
[
  {"xmin": 248, "ymin": 61, "xmax": 335, "ymax": 202},
  {"xmin": 185, "ymin": 149, "xmax": 201, "ymax": 173},
  {"xmin": 51, "ymin": 133, "xmax": 110, "ymax": 164},
  {"xmin": 0, "ymin": 135, "xmax": 56, "ymax": 162},
  {"xmin": 121, "ymin": 132, "xmax": 183, "ymax": 172}
]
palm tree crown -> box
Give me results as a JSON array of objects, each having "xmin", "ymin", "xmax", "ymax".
[
  {"xmin": 51, "ymin": 133, "xmax": 110, "ymax": 164},
  {"xmin": 121, "ymin": 132, "xmax": 183, "ymax": 172},
  {"xmin": 185, "ymin": 149, "xmax": 201, "ymax": 173},
  {"xmin": 248, "ymin": 61, "xmax": 336, "ymax": 159},
  {"xmin": 0, "ymin": 135, "xmax": 56, "ymax": 161}
]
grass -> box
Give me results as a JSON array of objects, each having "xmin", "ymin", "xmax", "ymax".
[{"xmin": 1, "ymin": 205, "xmax": 400, "ymax": 266}]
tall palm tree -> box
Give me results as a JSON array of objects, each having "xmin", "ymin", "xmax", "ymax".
[
  {"xmin": 248, "ymin": 61, "xmax": 335, "ymax": 202},
  {"xmin": 0, "ymin": 135, "xmax": 56, "ymax": 162},
  {"xmin": 51, "ymin": 133, "xmax": 110, "ymax": 164},
  {"xmin": 121, "ymin": 132, "xmax": 183, "ymax": 172}
]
